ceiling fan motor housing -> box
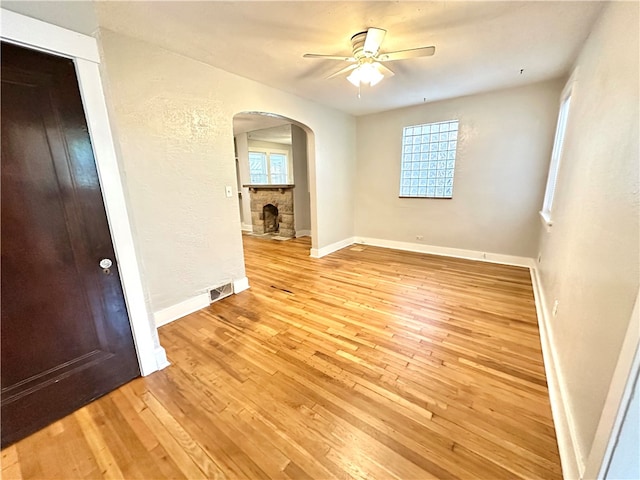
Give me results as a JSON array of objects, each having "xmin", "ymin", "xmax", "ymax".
[{"xmin": 351, "ymin": 31, "xmax": 375, "ymax": 59}]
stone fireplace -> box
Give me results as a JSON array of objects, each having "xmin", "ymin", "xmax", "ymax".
[{"xmin": 244, "ymin": 184, "xmax": 295, "ymax": 237}]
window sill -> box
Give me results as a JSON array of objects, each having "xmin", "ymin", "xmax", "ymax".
[
  {"xmin": 398, "ymin": 196, "xmax": 452, "ymax": 200},
  {"xmin": 539, "ymin": 210, "xmax": 553, "ymax": 231}
]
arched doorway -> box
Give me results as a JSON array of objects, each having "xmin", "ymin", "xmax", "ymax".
[{"xmin": 232, "ymin": 112, "xmax": 315, "ymax": 248}]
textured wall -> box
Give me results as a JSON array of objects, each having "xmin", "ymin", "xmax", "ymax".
[
  {"xmin": 235, "ymin": 133, "xmax": 251, "ymax": 229},
  {"xmin": 98, "ymin": 29, "xmax": 356, "ymax": 312},
  {"xmin": 537, "ymin": 2, "xmax": 640, "ymax": 463},
  {"xmin": 292, "ymin": 124, "xmax": 311, "ymax": 234},
  {"xmin": 1, "ymin": 0, "xmax": 98, "ymax": 35},
  {"xmin": 355, "ymin": 80, "xmax": 563, "ymax": 257}
]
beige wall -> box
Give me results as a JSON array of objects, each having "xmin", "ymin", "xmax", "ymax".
[
  {"xmin": 234, "ymin": 133, "xmax": 251, "ymax": 229},
  {"xmin": 355, "ymin": 80, "xmax": 563, "ymax": 257},
  {"xmin": 537, "ymin": 2, "xmax": 639, "ymax": 465},
  {"xmin": 2, "ymin": 0, "xmax": 98, "ymax": 35},
  {"xmin": 98, "ymin": 29, "xmax": 356, "ymax": 312},
  {"xmin": 292, "ymin": 124, "xmax": 311, "ymax": 234}
]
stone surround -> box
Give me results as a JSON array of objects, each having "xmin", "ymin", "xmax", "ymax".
[{"xmin": 244, "ymin": 185, "xmax": 295, "ymax": 237}]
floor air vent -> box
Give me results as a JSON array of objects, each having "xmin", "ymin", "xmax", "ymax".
[{"xmin": 209, "ymin": 283, "xmax": 233, "ymax": 303}]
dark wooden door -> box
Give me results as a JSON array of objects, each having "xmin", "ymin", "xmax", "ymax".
[{"xmin": 1, "ymin": 42, "xmax": 140, "ymax": 447}]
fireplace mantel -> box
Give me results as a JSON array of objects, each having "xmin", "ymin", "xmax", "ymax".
[{"xmin": 243, "ymin": 184, "xmax": 294, "ymax": 194}]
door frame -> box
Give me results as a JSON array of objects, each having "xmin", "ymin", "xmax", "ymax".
[
  {"xmin": 1, "ymin": 9, "xmax": 164, "ymax": 376},
  {"xmin": 583, "ymin": 288, "xmax": 640, "ymax": 478}
]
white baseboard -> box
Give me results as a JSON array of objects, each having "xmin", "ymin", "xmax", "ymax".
[
  {"xmin": 296, "ymin": 229, "xmax": 311, "ymax": 238},
  {"xmin": 153, "ymin": 293, "xmax": 210, "ymax": 328},
  {"xmin": 241, "ymin": 223, "xmax": 252, "ymax": 232},
  {"xmin": 154, "ymin": 277, "xmax": 249, "ymax": 328},
  {"xmin": 310, "ymin": 236, "xmax": 356, "ymax": 258},
  {"xmin": 530, "ymin": 267, "xmax": 584, "ymax": 479},
  {"xmin": 233, "ymin": 276, "xmax": 250, "ymax": 294},
  {"xmin": 153, "ymin": 346, "xmax": 170, "ymax": 371},
  {"xmin": 354, "ymin": 237, "xmax": 535, "ymax": 268}
]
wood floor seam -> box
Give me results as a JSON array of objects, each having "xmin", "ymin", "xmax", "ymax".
[{"xmin": 2, "ymin": 235, "xmax": 562, "ymax": 479}]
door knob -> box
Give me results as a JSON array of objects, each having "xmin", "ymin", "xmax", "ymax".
[{"xmin": 99, "ymin": 258, "xmax": 112, "ymax": 269}]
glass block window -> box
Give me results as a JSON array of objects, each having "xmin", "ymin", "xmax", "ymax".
[{"xmin": 399, "ymin": 120, "xmax": 459, "ymax": 198}]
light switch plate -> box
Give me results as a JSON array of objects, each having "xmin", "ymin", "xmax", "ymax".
[{"xmin": 225, "ymin": 186, "xmax": 233, "ymax": 198}]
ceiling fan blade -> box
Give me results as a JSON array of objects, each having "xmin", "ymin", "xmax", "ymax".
[
  {"xmin": 363, "ymin": 27, "xmax": 386, "ymax": 55},
  {"xmin": 303, "ymin": 53, "xmax": 355, "ymax": 61},
  {"xmin": 376, "ymin": 62, "xmax": 395, "ymax": 77},
  {"xmin": 326, "ymin": 64, "xmax": 359, "ymax": 79},
  {"xmin": 378, "ymin": 46, "xmax": 436, "ymax": 62}
]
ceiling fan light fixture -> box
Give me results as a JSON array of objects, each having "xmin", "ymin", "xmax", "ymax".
[
  {"xmin": 303, "ymin": 26, "xmax": 435, "ymax": 88},
  {"xmin": 368, "ymin": 63, "xmax": 385, "ymax": 86},
  {"xmin": 347, "ymin": 62, "xmax": 384, "ymax": 87},
  {"xmin": 346, "ymin": 68, "xmax": 361, "ymax": 87}
]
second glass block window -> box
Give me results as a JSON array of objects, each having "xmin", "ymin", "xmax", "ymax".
[{"xmin": 399, "ymin": 120, "xmax": 459, "ymax": 198}]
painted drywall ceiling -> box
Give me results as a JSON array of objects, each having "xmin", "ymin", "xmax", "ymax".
[
  {"xmin": 94, "ymin": 1, "xmax": 604, "ymax": 116},
  {"xmin": 7, "ymin": 1, "xmax": 604, "ymax": 116},
  {"xmin": 233, "ymin": 113, "xmax": 291, "ymax": 136},
  {"xmin": 247, "ymin": 125, "xmax": 293, "ymax": 145}
]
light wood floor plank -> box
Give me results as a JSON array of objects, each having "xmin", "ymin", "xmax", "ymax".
[
  {"xmin": 74, "ymin": 407, "xmax": 125, "ymax": 480},
  {"xmin": 2, "ymin": 235, "xmax": 562, "ymax": 479}
]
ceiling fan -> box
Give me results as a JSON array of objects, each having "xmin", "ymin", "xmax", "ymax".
[{"xmin": 303, "ymin": 27, "xmax": 435, "ymax": 88}]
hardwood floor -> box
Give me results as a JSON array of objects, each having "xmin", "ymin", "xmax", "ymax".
[{"xmin": 1, "ymin": 235, "xmax": 562, "ymax": 479}]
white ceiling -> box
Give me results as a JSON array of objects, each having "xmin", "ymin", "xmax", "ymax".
[
  {"xmin": 94, "ymin": 1, "xmax": 604, "ymax": 116},
  {"xmin": 234, "ymin": 113, "xmax": 293, "ymax": 144},
  {"xmin": 3, "ymin": 1, "xmax": 604, "ymax": 117},
  {"xmin": 233, "ymin": 113, "xmax": 291, "ymax": 136},
  {"xmin": 247, "ymin": 124, "xmax": 292, "ymax": 145}
]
